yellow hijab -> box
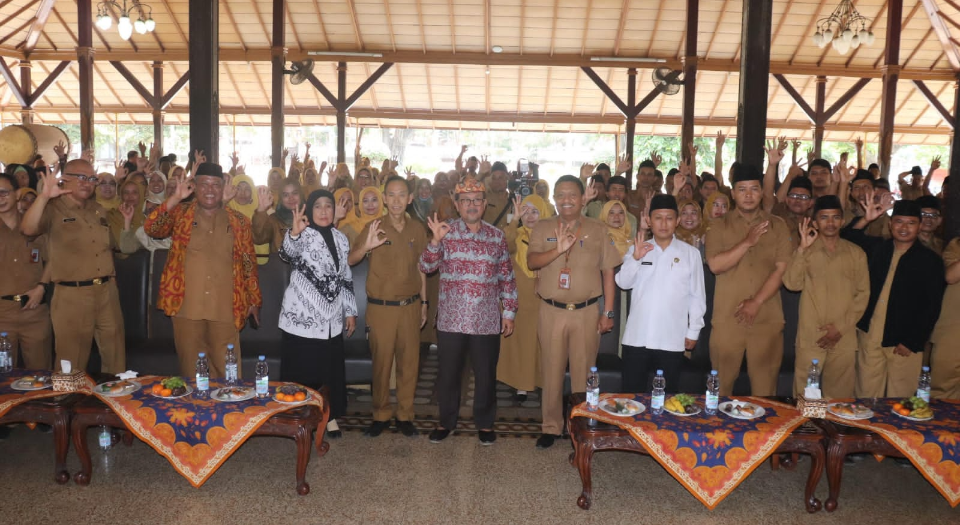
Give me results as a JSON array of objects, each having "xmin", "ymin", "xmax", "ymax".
[
  {"xmin": 534, "ymin": 180, "xmax": 556, "ymax": 217},
  {"xmin": 704, "ymin": 192, "xmax": 733, "ymax": 222},
  {"xmin": 96, "ymin": 172, "xmax": 120, "ymax": 210},
  {"xmin": 514, "ymin": 195, "xmax": 550, "ymax": 278},
  {"xmin": 334, "ymin": 187, "xmax": 363, "ymax": 233},
  {"xmin": 108, "ymin": 179, "xmax": 146, "ymax": 239},
  {"xmin": 675, "ymin": 199, "xmax": 707, "ymax": 246},
  {"xmin": 267, "ymin": 167, "xmax": 285, "ymax": 202},
  {"xmin": 301, "ymin": 167, "xmax": 322, "ymax": 196},
  {"xmin": 600, "ymin": 200, "xmax": 634, "ymax": 258},
  {"xmin": 357, "ymin": 186, "xmax": 385, "ymax": 229}
]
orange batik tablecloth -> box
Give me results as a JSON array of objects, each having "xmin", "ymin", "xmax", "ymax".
[
  {"xmin": 92, "ymin": 375, "xmax": 324, "ymax": 488},
  {"xmin": 571, "ymin": 393, "xmax": 808, "ymax": 509},
  {"xmin": 0, "ymin": 369, "xmax": 93, "ymax": 418},
  {"xmin": 826, "ymin": 398, "xmax": 960, "ymax": 507}
]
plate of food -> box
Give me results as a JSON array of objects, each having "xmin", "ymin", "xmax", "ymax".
[
  {"xmin": 212, "ymin": 386, "xmax": 255, "ymax": 402},
  {"xmin": 274, "ymin": 384, "xmax": 310, "ymax": 404},
  {"xmin": 664, "ymin": 394, "xmax": 701, "ymax": 416},
  {"xmin": 150, "ymin": 377, "xmax": 193, "ymax": 399},
  {"xmin": 828, "ymin": 402, "xmax": 874, "ymax": 420},
  {"xmin": 892, "ymin": 397, "xmax": 934, "ymax": 421},
  {"xmin": 96, "ymin": 380, "xmax": 140, "ymax": 397},
  {"xmin": 11, "ymin": 375, "xmax": 52, "ymax": 391},
  {"xmin": 720, "ymin": 400, "xmax": 766, "ymax": 420},
  {"xmin": 600, "ymin": 397, "xmax": 645, "ymax": 417}
]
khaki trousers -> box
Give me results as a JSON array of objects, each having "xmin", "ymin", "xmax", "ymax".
[
  {"xmin": 172, "ymin": 317, "xmax": 240, "ymax": 379},
  {"xmin": 50, "ymin": 281, "xmax": 125, "ymax": 374},
  {"xmin": 538, "ymin": 304, "xmax": 600, "ymax": 435},
  {"xmin": 709, "ymin": 323, "xmax": 783, "ymax": 396},
  {"xmin": 368, "ymin": 302, "xmax": 421, "ymax": 422},
  {"xmin": 855, "ymin": 330, "xmax": 923, "ymax": 398},
  {"xmin": 931, "ymin": 337, "xmax": 960, "ymax": 400},
  {"xmin": 0, "ymin": 301, "xmax": 52, "ymax": 369},
  {"xmin": 793, "ymin": 344, "xmax": 856, "ymax": 399}
]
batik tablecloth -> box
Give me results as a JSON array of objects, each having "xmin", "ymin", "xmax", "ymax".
[
  {"xmin": 826, "ymin": 398, "xmax": 960, "ymax": 506},
  {"xmin": 92, "ymin": 375, "xmax": 324, "ymax": 487},
  {"xmin": 0, "ymin": 369, "xmax": 92, "ymax": 419},
  {"xmin": 571, "ymin": 393, "xmax": 808, "ymax": 509}
]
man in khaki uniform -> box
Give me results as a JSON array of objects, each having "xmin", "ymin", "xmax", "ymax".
[
  {"xmin": 482, "ymin": 162, "xmax": 512, "ymax": 230},
  {"xmin": 916, "ymin": 195, "xmax": 944, "ymax": 256},
  {"xmin": 842, "ymin": 199, "xmax": 944, "ymax": 398},
  {"xmin": 782, "ymin": 196, "xmax": 869, "ymax": 398},
  {"xmin": 931, "ymin": 238, "xmax": 960, "ymax": 399},
  {"xmin": 21, "ymin": 160, "xmax": 126, "ymax": 373},
  {"xmin": 0, "ymin": 173, "xmax": 51, "ymax": 369},
  {"xmin": 528, "ymin": 175, "xmax": 619, "ymax": 449},
  {"xmin": 348, "ymin": 176, "xmax": 428, "ymax": 438},
  {"xmin": 705, "ymin": 164, "xmax": 792, "ymax": 396}
]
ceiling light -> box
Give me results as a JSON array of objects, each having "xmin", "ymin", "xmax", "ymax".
[
  {"xmin": 96, "ymin": 1, "xmax": 156, "ymax": 39},
  {"xmin": 491, "ymin": 45, "xmax": 503, "ymax": 53},
  {"xmin": 308, "ymin": 51, "xmax": 385, "ymax": 58},
  {"xmin": 589, "ymin": 57, "xmax": 667, "ymax": 63},
  {"xmin": 813, "ymin": 0, "xmax": 875, "ymax": 55},
  {"xmin": 485, "ymin": 68, "xmax": 490, "ymax": 75}
]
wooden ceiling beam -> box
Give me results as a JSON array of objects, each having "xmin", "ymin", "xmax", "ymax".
[
  {"xmin": 773, "ymin": 74, "xmax": 817, "ymax": 122},
  {"xmin": 20, "ymin": 0, "xmax": 54, "ymax": 55},
  {"xmin": 913, "ymin": 79, "xmax": 956, "ymax": 127},
  {"xmin": 791, "ymin": 0, "xmax": 830, "ymax": 64},
  {"xmin": 222, "ymin": 1, "xmax": 248, "ymax": 52},
  {"xmin": 0, "ymin": 0, "xmax": 39, "ymax": 30},
  {"xmin": 842, "ymin": 1, "xmax": 889, "ymax": 67},
  {"xmin": 0, "ymin": 18, "xmax": 36, "ymax": 47},
  {"xmin": 310, "ymin": 0, "xmax": 330, "ymax": 51},
  {"xmin": 110, "ymin": 60, "xmax": 156, "ymax": 107},
  {"xmin": 822, "ymin": 78, "xmax": 872, "ymax": 121},
  {"xmin": 0, "ymin": 56, "xmax": 26, "ymax": 107},
  {"xmin": 920, "ymin": 0, "xmax": 960, "ymax": 71},
  {"xmin": 27, "ymin": 60, "xmax": 69, "ymax": 106}
]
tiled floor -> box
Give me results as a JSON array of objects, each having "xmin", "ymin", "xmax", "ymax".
[{"xmin": 1, "ymin": 424, "xmax": 957, "ymax": 524}]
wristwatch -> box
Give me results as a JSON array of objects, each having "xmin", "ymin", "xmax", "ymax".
[{"xmin": 604, "ymin": 311, "xmax": 615, "ymax": 319}]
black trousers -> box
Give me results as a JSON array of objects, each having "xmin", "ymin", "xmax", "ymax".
[
  {"xmin": 436, "ymin": 331, "xmax": 501, "ymax": 430},
  {"xmin": 280, "ymin": 330, "xmax": 347, "ymax": 420},
  {"xmin": 622, "ymin": 345, "xmax": 685, "ymax": 394}
]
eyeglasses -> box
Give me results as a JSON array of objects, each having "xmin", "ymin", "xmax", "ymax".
[
  {"xmin": 63, "ymin": 173, "xmax": 98, "ymax": 183},
  {"xmin": 787, "ymin": 193, "xmax": 812, "ymax": 201},
  {"xmin": 458, "ymin": 197, "xmax": 485, "ymax": 206},
  {"xmin": 921, "ymin": 212, "xmax": 941, "ymax": 219},
  {"xmin": 99, "ymin": 181, "xmax": 118, "ymax": 187},
  {"xmin": 0, "ymin": 189, "xmax": 11, "ymax": 198}
]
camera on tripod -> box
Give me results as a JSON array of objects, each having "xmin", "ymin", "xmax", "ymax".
[{"xmin": 509, "ymin": 158, "xmax": 539, "ymax": 197}]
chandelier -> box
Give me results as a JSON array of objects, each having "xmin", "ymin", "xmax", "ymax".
[
  {"xmin": 95, "ymin": 0, "xmax": 156, "ymax": 41},
  {"xmin": 812, "ymin": 0, "xmax": 876, "ymax": 55}
]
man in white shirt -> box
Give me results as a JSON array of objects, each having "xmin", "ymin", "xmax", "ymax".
[{"xmin": 616, "ymin": 194, "xmax": 706, "ymax": 393}]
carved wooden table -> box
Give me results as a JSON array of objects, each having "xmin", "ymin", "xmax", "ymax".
[
  {"xmin": 0, "ymin": 392, "xmax": 86, "ymax": 484},
  {"xmin": 816, "ymin": 420, "xmax": 904, "ymax": 512},
  {"xmin": 70, "ymin": 394, "xmax": 329, "ymax": 495},
  {"xmin": 566, "ymin": 393, "xmax": 826, "ymax": 512}
]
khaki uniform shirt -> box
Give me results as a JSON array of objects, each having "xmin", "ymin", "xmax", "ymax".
[
  {"xmin": 252, "ymin": 210, "xmax": 288, "ymax": 253},
  {"xmin": 37, "ymin": 197, "xmax": 115, "ymax": 282},
  {"xmin": 771, "ymin": 202, "xmax": 804, "ymax": 250},
  {"xmin": 354, "ymin": 218, "xmax": 427, "ymax": 300},
  {"xmin": 0, "ymin": 219, "xmax": 45, "ymax": 296},
  {"xmin": 584, "ymin": 200, "xmax": 638, "ymax": 238},
  {"xmin": 920, "ymin": 235, "xmax": 944, "ymax": 256},
  {"xmin": 863, "ymin": 248, "xmax": 906, "ymax": 344},
  {"xmin": 705, "ymin": 209, "xmax": 793, "ymax": 327},
  {"xmin": 483, "ymin": 190, "xmax": 511, "ymax": 230},
  {"xmin": 782, "ymin": 238, "xmax": 870, "ymax": 350},
  {"xmin": 529, "ymin": 215, "xmax": 620, "ymax": 303},
  {"xmin": 177, "ymin": 208, "xmax": 234, "ymax": 323},
  {"xmin": 845, "ymin": 208, "xmax": 891, "ymax": 239},
  {"xmin": 932, "ymin": 239, "xmax": 960, "ymax": 336}
]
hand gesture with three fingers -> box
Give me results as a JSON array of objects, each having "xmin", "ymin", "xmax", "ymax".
[
  {"xmin": 798, "ymin": 217, "xmax": 818, "ymax": 250},
  {"xmin": 39, "ymin": 171, "xmax": 70, "ymax": 200},
  {"xmin": 650, "ymin": 151, "xmax": 662, "ymax": 167},
  {"xmin": 583, "ymin": 180, "xmax": 599, "ymax": 206},
  {"xmin": 194, "ymin": 149, "xmax": 207, "ymax": 166},
  {"xmin": 555, "ymin": 221, "xmax": 577, "ymax": 254},
  {"xmin": 427, "ymin": 213, "xmax": 451, "ymax": 243},
  {"xmin": 290, "ymin": 204, "xmax": 308, "ymax": 237},
  {"xmin": 616, "ymin": 154, "xmax": 632, "ymax": 174},
  {"xmin": 632, "ymin": 238, "xmax": 654, "ymax": 260},
  {"xmin": 257, "ymin": 186, "xmax": 274, "ymax": 213},
  {"xmin": 363, "ymin": 219, "xmax": 388, "ymax": 252},
  {"xmin": 222, "ymin": 173, "xmax": 237, "ymax": 202},
  {"xmin": 119, "ymin": 201, "xmax": 136, "ymax": 228}
]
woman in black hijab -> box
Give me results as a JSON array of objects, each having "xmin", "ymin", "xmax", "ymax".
[{"xmin": 278, "ymin": 189, "xmax": 357, "ymax": 438}]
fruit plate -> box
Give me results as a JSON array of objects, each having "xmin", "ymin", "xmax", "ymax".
[
  {"xmin": 600, "ymin": 398, "xmax": 645, "ymax": 417},
  {"xmin": 11, "ymin": 376, "xmax": 52, "ymax": 391},
  {"xmin": 720, "ymin": 401, "xmax": 766, "ymax": 420},
  {"xmin": 211, "ymin": 387, "xmax": 255, "ymax": 403},
  {"xmin": 96, "ymin": 380, "xmax": 140, "ymax": 397},
  {"xmin": 150, "ymin": 385, "xmax": 194, "ymax": 399},
  {"xmin": 892, "ymin": 407, "xmax": 934, "ymax": 422},
  {"xmin": 274, "ymin": 385, "xmax": 311, "ymax": 404},
  {"xmin": 827, "ymin": 403, "xmax": 874, "ymax": 420},
  {"xmin": 665, "ymin": 404, "xmax": 702, "ymax": 417}
]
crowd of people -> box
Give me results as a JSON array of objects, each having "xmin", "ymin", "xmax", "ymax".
[{"xmin": 1, "ymin": 132, "xmax": 958, "ymax": 448}]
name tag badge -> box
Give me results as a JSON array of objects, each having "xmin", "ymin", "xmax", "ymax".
[
  {"xmin": 30, "ymin": 248, "xmax": 40, "ymax": 263},
  {"xmin": 62, "ymin": 217, "xmax": 76, "ymax": 223},
  {"xmin": 641, "ymin": 261, "xmax": 653, "ymax": 266},
  {"xmin": 384, "ymin": 240, "xmax": 392, "ymax": 245},
  {"xmin": 192, "ymin": 221, "xmax": 198, "ymax": 227},
  {"xmin": 547, "ymin": 237, "xmax": 557, "ymax": 242},
  {"xmin": 558, "ymin": 267, "xmax": 571, "ymax": 290}
]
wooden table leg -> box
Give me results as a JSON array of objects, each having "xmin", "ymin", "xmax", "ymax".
[
  {"xmin": 71, "ymin": 418, "xmax": 92, "ymax": 486},
  {"xmin": 53, "ymin": 409, "xmax": 71, "ymax": 484},
  {"xmin": 803, "ymin": 441, "xmax": 825, "ymax": 513},
  {"xmin": 824, "ymin": 438, "xmax": 847, "ymax": 512},
  {"xmin": 573, "ymin": 440, "xmax": 595, "ymax": 510},
  {"xmin": 294, "ymin": 424, "xmax": 312, "ymax": 495}
]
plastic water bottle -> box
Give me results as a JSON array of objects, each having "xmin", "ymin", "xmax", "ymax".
[
  {"xmin": 195, "ymin": 352, "xmax": 210, "ymax": 399},
  {"xmin": 705, "ymin": 370, "xmax": 720, "ymax": 415},
  {"xmin": 255, "ymin": 355, "xmax": 269, "ymax": 399},
  {"xmin": 806, "ymin": 359, "xmax": 821, "ymax": 389},
  {"xmin": 917, "ymin": 366, "xmax": 932, "ymax": 402},
  {"xmin": 586, "ymin": 367, "xmax": 600, "ymax": 411},
  {"xmin": 0, "ymin": 332, "xmax": 12, "ymax": 373},
  {"xmin": 225, "ymin": 344, "xmax": 238, "ymax": 386},
  {"xmin": 651, "ymin": 370, "xmax": 666, "ymax": 415},
  {"xmin": 98, "ymin": 425, "xmax": 112, "ymax": 450}
]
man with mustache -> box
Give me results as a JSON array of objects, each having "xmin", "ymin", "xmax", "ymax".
[{"xmin": 144, "ymin": 162, "xmax": 262, "ymax": 379}]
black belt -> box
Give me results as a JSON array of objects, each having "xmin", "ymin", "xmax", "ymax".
[
  {"xmin": 56, "ymin": 276, "xmax": 111, "ymax": 287},
  {"xmin": 368, "ymin": 294, "xmax": 421, "ymax": 307},
  {"xmin": 541, "ymin": 296, "xmax": 600, "ymax": 311}
]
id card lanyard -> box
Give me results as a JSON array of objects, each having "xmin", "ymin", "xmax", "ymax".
[{"xmin": 558, "ymin": 222, "xmax": 582, "ymax": 290}]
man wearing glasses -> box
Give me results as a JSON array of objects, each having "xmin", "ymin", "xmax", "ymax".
[
  {"xmin": 771, "ymin": 177, "xmax": 815, "ymax": 249},
  {"xmin": 916, "ymin": 195, "xmax": 944, "ymax": 256},
  {"xmin": 20, "ymin": 159, "xmax": 126, "ymax": 374}
]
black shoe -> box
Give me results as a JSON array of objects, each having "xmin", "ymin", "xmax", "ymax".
[
  {"xmin": 326, "ymin": 430, "xmax": 343, "ymax": 439},
  {"xmin": 396, "ymin": 420, "xmax": 418, "ymax": 437},
  {"xmin": 363, "ymin": 420, "xmax": 391, "ymax": 437},
  {"xmin": 478, "ymin": 430, "xmax": 496, "ymax": 445},
  {"xmin": 515, "ymin": 393, "xmax": 528, "ymax": 403},
  {"xmin": 428, "ymin": 428, "xmax": 451, "ymax": 443},
  {"xmin": 536, "ymin": 433, "xmax": 560, "ymax": 449}
]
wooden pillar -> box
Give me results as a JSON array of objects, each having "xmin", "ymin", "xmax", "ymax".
[
  {"xmin": 152, "ymin": 61, "xmax": 164, "ymax": 151},
  {"xmin": 77, "ymin": 0, "xmax": 94, "ymax": 156},
  {"xmin": 189, "ymin": 0, "xmax": 219, "ymax": 161},
  {"xmin": 19, "ymin": 60, "xmax": 32, "ymax": 124},
  {"xmin": 947, "ymin": 76, "xmax": 960, "ymax": 242},
  {"xmin": 336, "ymin": 61, "xmax": 347, "ymax": 164},
  {"xmin": 271, "ymin": 0, "xmax": 285, "ymax": 167},
  {"xmin": 625, "ymin": 68, "xmax": 637, "ymax": 188},
  {"xmin": 735, "ymin": 0, "xmax": 773, "ymax": 169},
  {"xmin": 813, "ymin": 76, "xmax": 826, "ymax": 159},
  {"xmin": 878, "ymin": 0, "xmax": 903, "ymax": 180},
  {"xmin": 680, "ymin": 0, "xmax": 699, "ymax": 155}
]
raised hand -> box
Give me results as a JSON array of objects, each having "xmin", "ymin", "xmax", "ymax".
[
  {"xmin": 290, "ymin": 204, "xmax": 308, "ymax": 237},
  {"xmin": 172, "ymin": 175, "xmax": 194, "ymax": 202},
  {"xmin": 744, "ymin": 220, "xmax": 770, "ymax": 247},
  {"xmin": 230, "ymin": 151, "xmax": 240, "ymax": 169},
  {"xmin": 512, "ymin": 194, "xmax": 523, "ymax": 221},
  {"xmin": 479, "ymin": 155, "xmax": 491, "ymax": 174},
  {"xmin": 405, "ymin": 167, "xmax": 416, "ymax": 180},
  {"xmin": 53, "ymin": 140, "xmax": 68, "ymax": 161},
  {"xmin": 579, "ymin": 163, "xmax": 596, "ymax": 180},
  {"xmin": 583, "ymin": 180, "xmax": 599, "ymax": 205},
  {"xmin": 257, "ymin": 186, "xmax": 274, "ymax": 213},
  {"xmin": 138, "ymin": 141, "xmax": 147, "ymax": 157},
  {"xmin": 236, "ymin": 164, "xmax": 246, "ymax": 175},
  {"xmin": 616, "ymin": 154, "xmax": 632, "ymax": 175},
  {"xmin": 222, "ymin": 174, "xmax": 238, "ymax": 202},
  {"xmin": 194, "ymin": 149, "xmax": 207, "ymax": 166},
  {"xmin": 461, "ymin": 145, "xmax": 469, "ymax": 155},
  {"xmin": 650, "ymin": 151, "xmax": 663, "ymax": 167},
  {"xmin": 115, "ymin": 165, "xmax": 129, "ymax": 181},
  {"xmin": 798, "ymin": 217, "xmax": 818, "ymax": 250},
  {"xmin": 931, "ymin": 156, "xmax": 942, "ymax": 171},
  {"xmin": 81, "ymin": 149, "xmax": 94, "ymax": 164},
  {"xmin": 765, "ymin": 139, "xmax": 785, "ymax": 165},
  {"xmin": 687, "ymin": 142, "xmax": 699, "ymax": 159},
  {"xmin": 427, "ymin": 213, "xmax": 452, "ymax": 243},
  {"xmin": 791, "ymin": 139, "xmax": 801, "ymax": 153},
  {"xmin": 363, "ymin": 219, "xmax": 388, "ymax": 251},
  {"xmin": 806, "ymin": 148, "xmax": 816, "ymax": 165},
  {"xmin": 555, "ymin": 222, "xmax": 577, "ymax": 254},
  {"xmin": 291, "ymin": 152, "xmax": 301, "ymax": 166},
  {"xmin": 715, "ymin": 130, "xmax": 726, "ymax": 148},
  {"xmin": 39, "ymin": 171, "xmax": 70, "ymax": 199},
  {"xmin": 632, "ymin": 240, "xmax": 654, "ymax": 261},
  {"xmin": 119, "ymin": 201, "xmax": 135, "ymax": 228}
]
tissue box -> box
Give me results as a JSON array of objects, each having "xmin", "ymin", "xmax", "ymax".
[
  {"xmin": 52, "ymin": 370, "xmax": 86, "ymax": 392},
  {"xmin": 797, "ymin": 394, "xmax": 828, "ymax": 418}
]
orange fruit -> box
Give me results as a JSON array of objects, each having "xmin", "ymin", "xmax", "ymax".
[
  {"xmin": 294, "ymin": 391, "xmax": 306, "ymax": 401},
  {"xmin": 898, "ymin": 408, "xmax": 911, "ymax": 416},
  {"xmin": 152, "ymin": 384, "xmax": 163, "ymax": 395},
  {"xmin": 160, "ymin": 388, "xmax": 173, "ymax": 397},
  {"xmin": 892, "ymin": 403, "xmax": 903, "ymax": 411},
  {"xmin": 285, "ymin": 394, "xmax": 296, "ymax": 402}
]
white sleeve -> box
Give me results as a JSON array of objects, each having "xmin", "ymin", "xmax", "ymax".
[
  {"xmin": 615, "ymin": 247, "xmax": 641, "ymax": 290},
  {"xmin": 686, "ymin": 248, "xmax": 707, "ymax": 341}
]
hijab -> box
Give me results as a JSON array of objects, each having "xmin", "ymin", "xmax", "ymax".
[
  {"xmin": 301, "ymin": 167, "xmax": 322, "ymax": 196},
  {"xmin": 146, "ymin": 171, "xmax": 167, "ymax": 202},
  {"xmin": 435, "ymin": 195, "xmax": 458, "ymax": 222},
  {"xmin": 96, "ymin": 172, "xmax": 120, "ymax": 210},
  {"xmin": 274, "ymin": 180, "xmax": 303, "ymax": 228},
  {"xmin": 334, "ymin": 187, "xmax": 363, "ymax": 233},
  {"xmin": 357, "ymin": 186, "xmax": 385, "ymax": 229},
  {"xmin": 306, "ymin": 189, "xmax": 339, "ymax": 271},
  {"xmin": 704, "ymin": 192, "xmax": 733, "ymax": 222},
  {"xmin": 600, "ymin": 200, "xmax": 634, "ymax": 258},
  {"xmin": 534, "ymin": 180, "xmax": 556, "ymax": 217},
  {"xmin": 675, "ymin": 199, "xmax": 707, "ymax": 247},
  {"xmin": 267, "ymin": 167, "xmax": 286, "ymax": 202},
  {"xmin": 108, "ymin": 179, "xmax": 146, "ymax": 238},
  {"xmin": 413, "ymin": 179, "xmax": 434, "ymax": 222},
  {"xmin": 228, "ymin": 174, "xmax": 270, "ymax": 264},
  {"xmin": 514, "ymin": 195, "xmax": 550, "ymax": 278}
]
